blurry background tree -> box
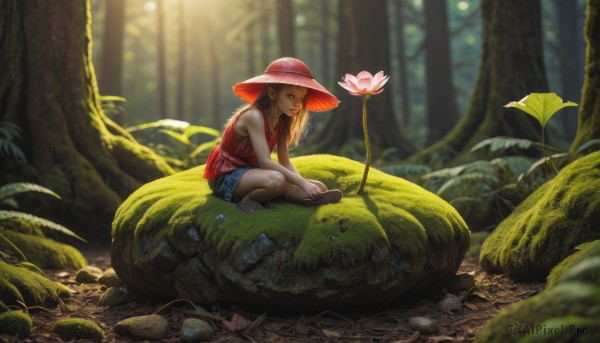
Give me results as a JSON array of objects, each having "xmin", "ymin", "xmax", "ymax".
[{"xmin": 0, "ymin": 0, "xmax": 173, "ymax": 241}]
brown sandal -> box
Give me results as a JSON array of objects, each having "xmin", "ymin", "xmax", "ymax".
[{"xmin": 303, "ymin": 189, "xmax": 343, "ymax": 206}]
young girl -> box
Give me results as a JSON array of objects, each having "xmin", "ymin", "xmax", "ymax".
[{"xmin": 203, "ymin": 57, "xmax": 343, "ymax": 212}]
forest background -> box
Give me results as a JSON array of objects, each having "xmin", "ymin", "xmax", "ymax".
[{"xmin": 90, "ymin": 0, "xmax": 586, "ymax": 156}]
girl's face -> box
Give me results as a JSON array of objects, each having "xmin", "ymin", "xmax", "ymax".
[{"xmin": 270, "ymin": 85, "xmax": 307, "ymax": 117}]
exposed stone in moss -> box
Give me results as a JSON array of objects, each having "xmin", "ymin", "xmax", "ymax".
[
  {"xmin": 480, "ymin": 151, "xmax": 600, "ymax": 281},
  {"xmin": 547, "ymin": 240, "xmax": 600, "ymax": 287},
  {"xmin": 112, "ymin": 154, "xmax": 470, "ymax": 306},
  {"xmin": 52, "ymin": 318, "xmax": 105, "ymax": 341},
  {"xmin": 475, "ymin": 283, "xmax": 600, "ymax": 343},
  {"xmin": 0, "ymin": 311, "xmax": 32, "ymax": 336},
  {"xmin": 2, "ymin": 231, "xmax": 87, "ymax": 270},
  {"xmin": 0, "ymin": 261, "xmax": 70, "ymax": 307}
]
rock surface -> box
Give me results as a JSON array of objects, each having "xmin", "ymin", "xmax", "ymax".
[
  {"xmin": 112, "ymin": 155, "xmax": 470, "ymax": 306},
  {"xmin": 114, "ymin": 314, "xmax": 169, "ymax": 340},
  {"xmin": 480, "ymin": 151, "xmax": 600, "ymax": 281}
]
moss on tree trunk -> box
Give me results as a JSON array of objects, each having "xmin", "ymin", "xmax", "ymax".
[
  {"xmin": 408, "ymin": 0, "xmax": 547, "ymax": 167},
  {"xmin": 0, "ymin": 0, "xmax": 173, "ymax": 240},
  {"xmin": 571, "ymin": 0, "xmax": 600, "ymax": 152}
]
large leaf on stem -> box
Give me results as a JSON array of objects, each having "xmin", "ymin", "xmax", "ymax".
[{"xmin": 504, "ymin": 93, "xmax": 578, "ymax": 128}]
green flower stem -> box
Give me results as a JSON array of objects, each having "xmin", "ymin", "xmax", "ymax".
[
  {"xmin": 357, "ymin": 95, "xmax": 370, "ymax": 195},
  {"xmin": 541, "ymin": 127, "xmax": 559, "ymax": 174}
]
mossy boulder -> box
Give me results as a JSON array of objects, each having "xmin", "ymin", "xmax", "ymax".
[
  {"xmin": 111, "ymin": 154, "xmax": 470, "ymax": 306},
  {"xmin": 547, "ymin": 240, "xmax": 600, "ymax": 287},
  {"xmin": 0, "ymin": 261, "xmax": 70, "ymax": 307},
  {"xmin": 1, "ymin": 230, "xmax": 87, "ymax": 269},
  {"xmin": 52, "ymin": 318, "xmax": 105, "ymax": 341},
  {"xmin": 0, "ymin": 311, "xmax": 32, "ymax": 336},
  {"xmin": 475, "ymin": 283, "xmax": 600, "ymax": 343},
  {"xmin": 480, "ymin": 151, "xmax": 600, "ymax": 281}
]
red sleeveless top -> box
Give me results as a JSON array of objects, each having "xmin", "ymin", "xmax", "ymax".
[{"xmin": 203, "ymin": 111, "xmax": 285, "ymax": 179}]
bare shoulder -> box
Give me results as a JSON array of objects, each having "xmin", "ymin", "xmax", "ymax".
[{"xmin": 235, "ymin": 108, "xmax": 264, "ymax": 136}]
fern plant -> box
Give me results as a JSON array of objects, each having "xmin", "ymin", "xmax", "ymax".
[
  {"xmin": 0, "ymin": 183, "xmax": 85, "ymax": 263},
  {"xmin": 0, "ymin": 122, "xmax": 26, "ymax": 162},
  {"xmin": 127, "ymin": 119, "xmax": 221, "ymax": 169}
]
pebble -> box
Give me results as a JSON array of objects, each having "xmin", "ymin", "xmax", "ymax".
[
  {"xmin": 181, "ymin": 318, "xmax": 215, "ymax": 342},
  {"xmin": 75, "ymin": 266, "xmax": 104, "ymax": 284},
  {"xmin": 98, "ymin": 268, "xmax": 124, "ymax": 288},
  {"xmin": 408, "ymin": 317, "xmax": 439, "ymax": 335},
  {"xmin": 437, "ymin": 293, "xmax": 462, "ymax": 312},
  {"xmin": 446, "ymin": 272, "xmax": 475, "ymax": 292},
  {"xmin": 114, "ymin": 314, "xmax": 169, "ymax": 340},
  {"xmin": 98, "ymin": 287, "xmax": 128, "ymax": 307}
]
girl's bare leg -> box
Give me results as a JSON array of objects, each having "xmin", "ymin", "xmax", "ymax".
[{"xmin": 232, "ymin": 169, "xmax": 287, "ymax": 204}]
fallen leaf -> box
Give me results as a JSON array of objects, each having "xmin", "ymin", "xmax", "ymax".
[
  {"xmin": 222, "ymin": 313, "xmax": 251, "ymax": 332},
  {"xmin": 322, "ymin": 328, "xmax": 341, "ymax": 338}
]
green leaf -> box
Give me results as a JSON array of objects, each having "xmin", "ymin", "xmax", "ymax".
[
  {"xmin": 99, "ymin": 95, "xmax": 127, "ymax": 102},
  {"xmin": 159, "ymin": 129, "xmax": 191, "ymax": 146},
  {"xmin": 0, "ymin": 231, "xmax": 28, "ymax": 262},
  {"xmin": 0, "ymin": 183, "xmax": 60, "ymax": 201},
  {"xmin": 0, "ymin": 211, "xmax": 86, "ymax": 242},
  {"xmin": 573, "ymin": 138, "xmax": 600, "ymax": 155},
  {"xmin": 504, "ymin": 92, "xmax": 578, "ymax": 128},
  {"xmin": 183, "ymin": 125, "xmax": 221, "ymax": 138},
  {"xmin": 190, "ymin": 138, "xmax": 221, "ymax": 158},
  {"xmin": 471, "ymin": 136, "xmax": 539, "ymax": 153},
  {"xmin": 126, "ymin": 119, "xmax": 191, "ymax": 133}
]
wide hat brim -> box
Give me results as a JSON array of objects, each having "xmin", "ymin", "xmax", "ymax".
[{"xmin": 233, "ymin": 71, "xmax": 340, "ymax": 112}]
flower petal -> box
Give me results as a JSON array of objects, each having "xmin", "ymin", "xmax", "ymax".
[
  {"xmin": 356, "ymin": 71, "xmax": 373, "ymax": 80},
  {"xmin": 338, "ymin": 81, "xmax": 359, "ymax": 93},
  {"xmin": 373, "ymin": 75, "xmax": 389, "ymax": 92}
]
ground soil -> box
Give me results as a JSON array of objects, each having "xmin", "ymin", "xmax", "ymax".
[{"xmin": 1, "ymin": 247, "xmax": 544, "ymax": 343}]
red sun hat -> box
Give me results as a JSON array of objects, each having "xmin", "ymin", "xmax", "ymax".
[{"xmin": 233, "ymin": 57, "xmax": 340, "ymax": 112}]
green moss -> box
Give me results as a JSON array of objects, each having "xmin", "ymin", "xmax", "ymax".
[
  {"xmin": 0, "ymin": 261, "xmax": 70, "ymax": 307},
  {"xmin": 475, "ymin": 282, "xmax": 600, "ymax": 343},
  {"xmin": 113, "ymin": 154, "xmax": 470, "ymax": 269},
  {"xmin": 52, "ymin": 318, "xmax": 105, "ymax": 341},
  {"xmin": 547, "ymin": 240, "xmax": 600, "ymax": 287},
  {"xmin": 0, "ymin": 277, "xmax": 24, "ymax": 306},
  {"xmin": 480, "ymin": 151, "xmax": 600, "ymax": 281},
  {"xmin": 0, "ymin": 311, "xmax": 32, "ymax": 336},
  {"xmin": 2, "ymin": 231, "xmax": 87, "ymax": 269}
]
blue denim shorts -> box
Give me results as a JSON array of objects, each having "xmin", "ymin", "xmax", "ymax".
[{"xmin": 207, "ymin": 165, "xmax": 258, "ymax": 202}]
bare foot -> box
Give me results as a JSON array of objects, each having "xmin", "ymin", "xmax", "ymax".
[{"xmin": 237, "ymin": 199, "xmax": 264, "ymax": 213}]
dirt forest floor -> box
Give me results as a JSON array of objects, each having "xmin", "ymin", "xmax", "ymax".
[{"xmin": 2, "ymin": 247, "xmax": 545, "ymax": 343}]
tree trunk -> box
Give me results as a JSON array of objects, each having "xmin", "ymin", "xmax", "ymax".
[
  {"xmin": 206, "ymin": 15, "xmax": 221, "ymax": 126},
  {"xmin": 156, "ymin": 0, "xmax": 167, "ymax": 118},
  {"xmin": 571, "ymin": 0, "xmax": 600, "ymax": 152},
  {"xmin": 0, "ymin": 0, "xmax": 173, "ymax": 240},
  {"xmin": 423, "ymin": 0, "xmax": 459, "ymax": 142},
  {"xmin": 277, "ymin": 0, "xmax": 295, "ymax": 57},
  {"xmin": 260, "ymin": 3, "xmax": 271, "ymax": 66},
  {"xmin": 176, "ymin": 0, "xmax": 186, "ymax": 120},
  {"xmin": 408, "ymin": 0, "xmax": 547, "ymax": 167},
  {"xmin": 98, "ymin": 0, "xmax": 124, "ymax": 97},
  {"xmin": 555, "ymin": 0, "xmax": 583, "ymax": 139},
  {"xmin": 320, "ymin": 0, "xmax": 330, "ymax": 87},
  {"xmin": 247, "ymin": 1, "xmax": 256, "ymax": 77},
  {"xmin": 395, "ymin": 0, "xmax": 411, "ymax": 126},
  {"xmin": 312, "ymin": 0, "xmax": 415, "ymax": 158}
]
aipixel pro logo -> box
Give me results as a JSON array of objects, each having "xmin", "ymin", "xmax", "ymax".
[{"xmin": 509, "ymin": 322, "xmax": 588, "ymax": 337}]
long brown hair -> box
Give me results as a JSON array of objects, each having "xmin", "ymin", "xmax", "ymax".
[{"xmin": 227, "ymin": 84, "xmax": 309, "ymax": 149}]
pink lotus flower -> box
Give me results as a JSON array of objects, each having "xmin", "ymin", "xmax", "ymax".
[
  {"xmin": 337, "ymin": 70, "xmax": 390, "ymax": 195},
  {"xmin": 338, "ymin": 71, "xmax": 389, "ymax": 96}
]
